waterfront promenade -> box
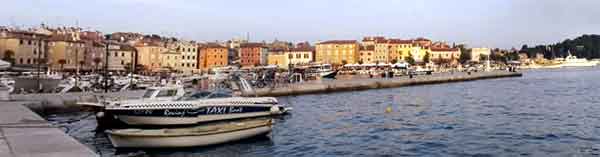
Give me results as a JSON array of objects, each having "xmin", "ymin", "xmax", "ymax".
[
  {"xmin": 246, "ymin": 71, "xmax": 522, "ymax": 97},
  {"xmin": 0, "ymin": 101, "xmax": 97, "ymax": 157}
]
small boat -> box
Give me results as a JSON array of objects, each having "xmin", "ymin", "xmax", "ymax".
[
  {"xmin": 560, "ymin": 54, "xmax": 598, "ymax": 67},
  {"xmin": 309, "ymin": 64, "xmax": 337, "ymax": 78},
  {"xmin": 100, "ymin": 86, "xmax": 289, "ymax": 126},
  {"xmin": 106, "ymin": 118, "xmax": 273, "ymax": 148}
]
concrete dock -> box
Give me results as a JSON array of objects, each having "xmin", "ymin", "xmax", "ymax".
[
  {"xmin": 0, "ymin": 101, "xmax": 97, "ymax": 157},
  {"xmin": 245, "ymin": 71, "xmax": 522, "ymax": 97}
]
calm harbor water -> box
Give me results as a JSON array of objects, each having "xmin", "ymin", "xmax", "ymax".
[{"xmin": 47, "ymin": 68, "xmax": 600, "ymax": 156}]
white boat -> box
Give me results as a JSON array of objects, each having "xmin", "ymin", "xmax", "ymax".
[
  {"xmin": 106, "ymin": 118, "xmax": 272, "ymax": 148},
  {"xmin": 309, "ymin": 64, "xmax": 337, "ymax": 78},
  {"xmin": 101, "ymin": 86, "xmax": 289, "ymax": 126},
  {"xmin": 559, "ymin": 54, "xmax": 598, "ymax": 67},
  {"xmin": 0, "ymin": 76, "xmax": 14, "ymax": 93}
]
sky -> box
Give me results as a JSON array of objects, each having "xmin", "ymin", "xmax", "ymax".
[{"xmin": 1, "ymin": 0, "xmax": 600, "ymax": 48}]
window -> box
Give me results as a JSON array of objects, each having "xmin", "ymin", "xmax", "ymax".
[
  {"xmin": 121, "ymin": 60, "xmax": 124, "ymax": 65},
  {"xmin": 20, "ymin": 40, "xmax": 24, "ymax": 45},
  {"xmin": 304, "ymin": 54, "xmax": 309, "ymax": 58},
  {"xmin": 156, "ymin": 90, "xmax": 178, "ymax": 97},
  {"xmin": 27, "ymin": 59, "xmax": 30, "ymax": 64},
  {"xmin": 296, "ymin": 54, "xmax": 301, "ymax": 58},
  {"xmin": 28, "ymin": 40, "xmax": 32, "ymax": 45},
  {"xmin": 33, "ymin": 50, "xmax": 37, "ymax": 55},
  {"xmin": 121, "ymin": 53, "xmax": 124, "ymax": 57},
  {"xmin": 142, "ymin": 89, "xmax": 157, "ymax": 98},
  {"xmin": 288, "ymin": 54, "xmax": 293, "ymax": 59}
]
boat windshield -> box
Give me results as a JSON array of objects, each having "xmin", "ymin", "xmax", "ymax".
[
  {"xmin": 177, "ymin": 91, "xmax": 232, "ymax": 101},
  {"xmin": 142, "ymin": 89, "xmax": 157, "ymax": 98}
]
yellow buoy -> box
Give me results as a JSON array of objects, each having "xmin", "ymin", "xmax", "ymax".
[{"xmin": 385, "ymin": 106, "xmax": 393, "ymax": 113}]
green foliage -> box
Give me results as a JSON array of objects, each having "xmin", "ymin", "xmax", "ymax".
[
  {"xmin": 480, "ymin": 54, "xmax": 489, "ymax": 61},
  {"xmin": 423, "ymin": 52, "xmax": 430, "ymax": 63},
  {"xmin": 459, "ymin": 49, "xmax": 471, "ymax": 64},
  {"xmin": 390, "ymin": 58, "xmax": 398, "ymax": 64},
  {"xmin": 520, "ymin": 34, "xmax": 600, "ymax": 59},
  {"xmin": 406, "ymin": 53, "xmax": 415, "ymax": 65}
]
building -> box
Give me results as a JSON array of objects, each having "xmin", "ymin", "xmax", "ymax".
[
  {"xmin": 107, "ymin": 42, "xmax": 136, "ymax": 71},
  {"xmin": 240, "ymin": 43, "xmax": 268, "ymax": 67},
  {"xmin": 470, "ymin": 48, "xmax": 491, "ymax": 62},
  {"xmin": 315, "ymin": 40, "xmax": 359, "ymax": 65},
  {"xmin": 83, "ymin": 41, "xmax": 106, "ymax": 72},
  {"xmin": 198, "ymin": 43, "xmax": 228, "ymax": 71},
  {"xmin": 47, "ymin": 35, "xmax": 86, "ymax": 72},
  {"xmin": 135, "ymin": 41, "xmax": 166, "ymax": 72},
  {"xmin": 288, "ymin": 47, "xmax": 313, "ymax": 65},
  {"xmin": 267, "ymin": 48, "xmax": 288, "ymax": 69},
  {"xmin": 359, "ymin": 45, "xmax": 375, "ymax": 64},
  {"xmin": 0, "ymin": 30, "xmax": 50, "ymax": 69},
  {"xmin": 170, "ymin": 41, "xmax": 198, "ymax": 74},
  {"xmin": 430, "ymin": 47, "xmax": 461, "ymax": 64},
  {"xmin": 160, "ymin": 49, "xmax": 182, "ymax": 72},
  {"xmin": 387, "ymin": 39, "xmax": 416, "ymax": 63}
]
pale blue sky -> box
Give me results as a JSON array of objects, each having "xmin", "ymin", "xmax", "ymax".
[{"xmin": 1, "ymin": 0, "xmax": 599, "ymax": 48}]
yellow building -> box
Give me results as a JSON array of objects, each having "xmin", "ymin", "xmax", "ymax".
[
  {"xmin": 160, "ymin": 49, "xmax": 182, "ymax": 72},
  {"xmin": 267, "ymin": 49, "xmax": 288, "ymax": 69},
  {"xmin": 135, "ymin": 41, "xmax": 166, "ymax": 72},
  {"xmin": 169, "ymin": 41, "xmax": 198, "ymax": 74},
  {"xmin": 315, "ymin": 40, "xmax": 359, "ymax": 65},
  {"xmin": 107, "ymin": 42, "xmax": 136, "ymax": 71},
  {"xmin": 359, "ymin": 45, "xmax": 375, "ymax": 64},
  {"xmin": 47, "ymin": 36, "xmax": 86, "ymax": 71},
  {"xmin": 387, "ymin": 39, "xmax": 415, "ymax": 63},
  {"xmin": 0, "ymin": 31, "xmax": 50, "ymax": 68}
]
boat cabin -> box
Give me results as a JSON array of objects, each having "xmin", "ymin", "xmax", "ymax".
[{"xmin": 141, "ymin": 86, "xmax": 186, "ymax": 101}]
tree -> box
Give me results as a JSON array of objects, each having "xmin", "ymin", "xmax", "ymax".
[
  {"xmin": 480, "ymin": 54, "xmax": 489, "ymax": 61},
  {"xmin": 341, "ymin": 60, "xmax": 348, "ymax": 66},
  {"xmin": 2, "ymin": 50, "xmax": 15, "ymax": 64},
  {"xmin": 459, "ymin": 49, "xmax": 471, "ymax": 64},
  {"xmin": 357, "ymin": 59, "xmax": 364, "ymax": 65},
  {"xmin": 406, "ymin": 53, "xmax": 415, "ymax": 65},
  {"xmin": 390, "ymin": 58, "xmax": 398, "ymax": 64},
  {"xmin": 423, "ymin": 52, "xmax": 430, "ymax": 63},
  {"xmin": 58, "ymin": 59, "xmax": 66, "ymax": 71}
]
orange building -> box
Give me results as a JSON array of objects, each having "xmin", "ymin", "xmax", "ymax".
[
  {"xmin": 239, "ymin": 43, "xmax": 267, "ymax": 67},
  {"xmin": 198, "ymin": 43, "xmax": 228, "ymax": 71}
]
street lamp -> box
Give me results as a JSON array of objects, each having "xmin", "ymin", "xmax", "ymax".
[{"xmin": 104, "ymin": 39, "xmax": 109, "ymax": 93}]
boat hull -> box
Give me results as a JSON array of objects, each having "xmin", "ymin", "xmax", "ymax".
[
  {"xmin": 107, "ymin": 105, "xmax": 286, "ymax": 125},
  {"xmin": 117, "ymin": 112, "xmax": 277, "ymax": 125},
  {"xmin": 107, "ymin": 125, "xmax": 272, "ymax": 148}
]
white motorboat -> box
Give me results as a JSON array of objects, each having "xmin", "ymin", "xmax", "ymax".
[
  {"xmin": 560, "ymin": 54, "xmax": 598, "ymax": 67},
  {"xmin": 106, "ymin": 118, "xmax": 272, "ymax": 148},
  {"xmin": 101, "ymin": 87, "xmax": 289, "ymax": 126},
  {"xmin": 0, "ymin": 76, "xmax": 15, "ymax": 93}
]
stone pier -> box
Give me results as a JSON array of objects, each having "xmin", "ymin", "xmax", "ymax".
[
  {"xmin": 0, "ymin": 101, "xmax": 97, "ymax": 157},
  {"xmin": 245, "ymin": 71, "xmax": 523, "ymax": 97}
]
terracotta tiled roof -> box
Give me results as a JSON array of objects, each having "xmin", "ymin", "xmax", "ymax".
[
  {"xmin": 414, "ymin": 37, "xmax": 431, "ymax": 41},
  {"xmin": 431, "ymin": 47, "xmax": 459, "ymax": 51},
  {"xmin": 387, "ymin": 39, "xmax": 413, "ymax": 44},
  {"xmin": 240, "ymin": 42, "xmax": 265, "ymax": 48},
  {"xmin": 289, "ymin": 47, "xmax": 314, "ymax": 52},
  {"xmin": 318, "ymin": 40, "xmax": 357, "ymax": 45},
  {"xmin": 201, "ymin": 43, "xmax": 227, "ymax": 49},
  {"xmin": 360, "ymin": 45, "xmax": 375, "ymax": 51}
]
